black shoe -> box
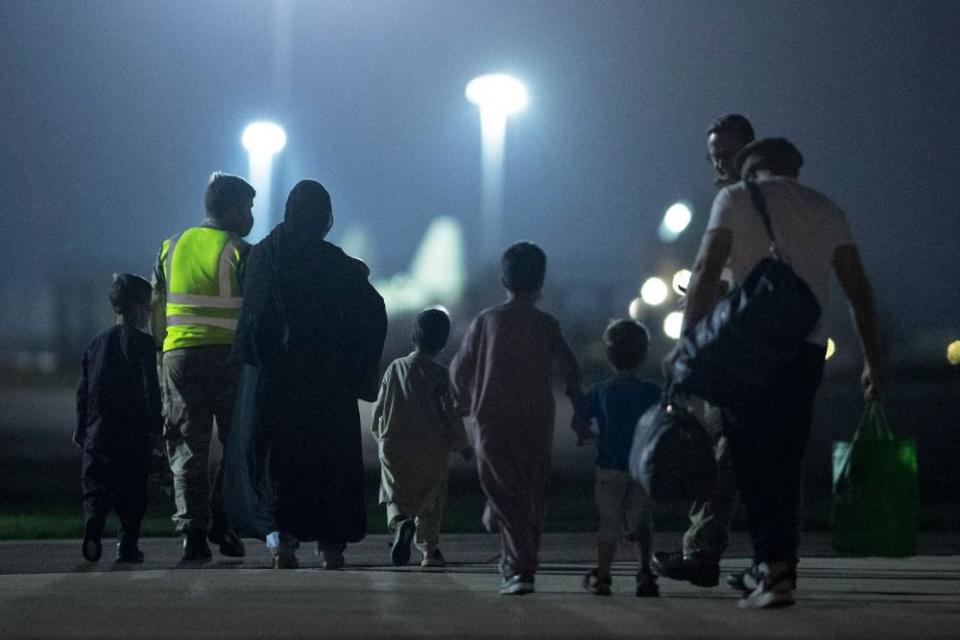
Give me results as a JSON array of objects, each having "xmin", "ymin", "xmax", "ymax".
[
  {"xmin": 635, "ymin": 569, "xmax": 660, "ymax": 598},
  {"xmin": 181, "ymin": 532, "xmax": 212, "ymax": 561},
  {"xmin": 209, "ymin": 527, "xmax": 245, "ymax": 558},
  {"xmin": 582, "ymin": 569, "xmax": 612, "ymax": 596},
  {"xmin": 391, "ymin": 519, "xmax": 416, "ymax": 567},
  {"xmin": 116, "ymin": 544, "xmax": 144, "ymax": 563},
  {"xmin": 81, "ymin": 536, "xmax": 102, "ymax": 562},
  {"xmin": 81, "ymin": 518, "xmax": 102, "ymax": 562},
  {"xmin": 651, "ymin": 550, "xmax": 719, "ymax": 587}
]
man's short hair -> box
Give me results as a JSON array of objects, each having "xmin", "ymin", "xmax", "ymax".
[
  {"xmin": 412, "ymin": 307, "xmax": 451, "ymax": 354},
  {"xmin": 707, "ymin": 114, "xmax": 755, "ymax": 143},
  {"xmin": 109, "ymin": 273, "xmax": 152, "ymax": 316},
  {"xmin": 205, "ymin": 172, "xmax": 255, "ymax": 217},
  {"xmin": 735, "ymin": 137, "xmax": 804, "ymax": 178},
  {"xmin": 603, "ymin": 319, "xmax": 649, "ymax": 371},
  {"xmin": 501, "ymin": 242, "xmax": 547, "ymax": 294}
]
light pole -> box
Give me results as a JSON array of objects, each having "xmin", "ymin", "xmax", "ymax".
[
  {"xmin": 466, "ymin": 74, "xmax": 528, "ymax": 264},
  {"xmin": 242, "ymin": 121, "xmax": 287, "ymax": 242}
]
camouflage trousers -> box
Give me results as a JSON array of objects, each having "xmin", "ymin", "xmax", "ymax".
[
  {"xmin": 682, "ymin": 409, "xmax": 738, "ymax": 559},
  {"xmin": 162, "ymin": 346, "xmax": 238, "ymax": 534}
]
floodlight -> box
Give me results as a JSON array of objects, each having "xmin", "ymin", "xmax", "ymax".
[
  {"xmin": 242, "ymin": 122, "xmax": 287, "ymax": 155},
  {"xmin": 663, "ymin": 312, "xmax": 684, "ymax": 340},
  {"xmin": 628, "ymin": 297, "xmax": 643, "ymax": 321},
  {"xmin": 640, "ymin": 277, "xmax": 668, "ymax": 306},
  {"xmin": 466, "ymin": 74, "xmax": 528, "ymax": 114},
  {"xmin": 658, "ymin": 202, "xmax": 693, "ymax": 242}
]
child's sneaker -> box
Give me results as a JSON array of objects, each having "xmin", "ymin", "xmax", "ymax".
[
  {"xmin": 421, "ymin": 548, "xmax": 446, "ymax": 567},
  {"xmin": 81, "ymin": 520, "xmax": 102, "ymax": 562},
  {"xmin": 81, "ymin": 537, "xmax": 101, "ymax": 562},
  {"xmin": 582, "ymin": 569, "xmax": 612, "ymax": 596},
  {"xmin": 635, "ymin": 569, "xmax": 660, "ymax": 597},
  {"xmin": 499, "ymin": 574, "xmax": 535, "ymax": 595},
  {"xmin": 390, "ymin": 519, "xmax": 416, "ymax": 567},
  {"xmin": 272, "ymin": 550, "xmax": 299, "ymax": 569},
  {"xmin": 116, "ymin": 544, "xmax": 144, "ymax": 563},
  {"xmin": 316, "ymin": 544, "xmax": 345, "ymax": 570},
  {"xmin": 738, "ymin": 562, "xmax": 795, "ymax": 609}
]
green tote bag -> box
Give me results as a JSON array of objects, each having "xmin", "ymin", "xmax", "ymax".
[{"xmin": 832, "ymin": 402, "xmax": 919, "ymax": 557}]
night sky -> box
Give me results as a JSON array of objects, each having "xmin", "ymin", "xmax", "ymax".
[{"xmin": 2, "ymin": 1, "xmax": 958, "ymax": 345}]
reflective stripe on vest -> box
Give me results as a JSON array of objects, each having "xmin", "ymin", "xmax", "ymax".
[
  {"xmin": 162, "ymin": 228, "xmax": 243, "ymax": 349},
  {"xmin": 167, "ymin": 315, "xmax": 238, "ymax": 331}
]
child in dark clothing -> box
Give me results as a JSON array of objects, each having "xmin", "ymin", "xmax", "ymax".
[
  {"xmin": 571, "ymin": 319, "xmax": 661, "ymax": 597},
  {"xmin": 75, "ymin": 274, "xmax": 162, "ymax": 562}
]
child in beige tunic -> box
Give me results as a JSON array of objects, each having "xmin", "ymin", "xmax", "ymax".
[{"xmin": 372, "ymin": 308, "xmax": 472, "ymax": 567}]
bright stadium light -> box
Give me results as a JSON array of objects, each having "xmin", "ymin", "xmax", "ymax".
[
  {"xmin": 663, "ymin": 311, "xmax": 684, "ymax": 340},
  {"xmin": 242, "ymin": 121, "xmax": 287, "ymax": 242},
  {"xmin": 825, "ymin": 338, "xmax": 837, "ymax": 360},
  {"xmin": 466, "ymin": 74, "xmax": 529, "ymax": 114},
  {"xmin": 658, "ymin": 202, "xmax": 693, "ymax": 242},
  {"xmin": 640, "ymin": 277, "xmax": 669, "ymax": 306},
  {"xmin": 628, "ymin": 297, "xmax": 643, "ymax": 321},
  {"xmin": 242, "ymin": 122, "xmax": 287, "ymax": 155},
  {"xmin": 466, "ymin": 73, "xmax": 528, "ymax": 263},
  {"xmin": 672, "ymin": 269, "xmax": 692, "ymax": 295}
]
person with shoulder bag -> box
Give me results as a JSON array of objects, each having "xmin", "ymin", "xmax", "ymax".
[{"xmin": 664, "ymin": 138, "xmax": 884, "ymax": 609}]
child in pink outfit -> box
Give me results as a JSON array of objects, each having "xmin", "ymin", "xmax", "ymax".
[{"xmin": 450, "ymin": 242, "xmax": 581, "ymax": 595}]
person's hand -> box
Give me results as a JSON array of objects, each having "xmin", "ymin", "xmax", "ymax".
[
  {"xmin": 460, "ymin": 446, "xmax": 475, "ymax": 462},
  {"xmin": 861, "ymin": 362, "xmax": 883, "ymax": 402}
]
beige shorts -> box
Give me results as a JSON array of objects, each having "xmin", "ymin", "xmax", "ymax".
[{"xmin": 595, "ymin": 467, "xmax": 653, "ymax": 543}]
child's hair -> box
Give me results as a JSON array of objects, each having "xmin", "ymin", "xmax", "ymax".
[
  {"xmin": 501, "ymin": 242, "xmax": 546, "ymax": 293},
  {"xmin": 603, "ymin": 319, "xmax": 649, "ymax": 371},
  {"xmin": 109, "ymin": 273, "xmax": 152, "ymax": 317},
  {"xmin": 412, "ymin": 307, "xmax": 451, "ymax": 354}
]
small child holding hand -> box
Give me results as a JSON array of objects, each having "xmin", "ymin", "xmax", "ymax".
[{"xmin": 571, "ymin": 319, "xmax": 661, "ymax": 596}]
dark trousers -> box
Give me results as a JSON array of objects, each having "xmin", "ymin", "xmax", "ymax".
[
  {"xmin": 722, "ymin": 343, "xmax": 826, "ymax": 564},
  {"xmin": 82, "ymin": 447, "xmax": 150, "ymax": 548}
]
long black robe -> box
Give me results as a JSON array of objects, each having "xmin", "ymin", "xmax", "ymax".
[
  {"xmin": 75, "ymin": 324, "xmax": 162, "ymax": 525},
  {"xmin": 225, "ymin": 224, "xmax": 387, "ymax": 544}
]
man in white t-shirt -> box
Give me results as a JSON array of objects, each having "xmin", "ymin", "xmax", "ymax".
[{"xmin": 665, "ymin": 138, "xmax": 883, "ymax": 609}]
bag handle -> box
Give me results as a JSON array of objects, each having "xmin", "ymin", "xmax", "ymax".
[
  {"xmin": 852, "ymin": 401, "xmax": 895, "ymax": 442},
  {"xmin": 743, "ymin": 179, "xmax": 783, "ymax": 261}
]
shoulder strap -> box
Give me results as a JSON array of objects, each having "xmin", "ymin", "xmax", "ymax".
[{"xmin": 743, "ymin": 179, "xmax": 782, "ymax": 260}]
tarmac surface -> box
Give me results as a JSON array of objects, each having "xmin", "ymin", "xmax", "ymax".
[{"xmin": 1, "ymin": 532, "xmax": 957, "ymax": 639}]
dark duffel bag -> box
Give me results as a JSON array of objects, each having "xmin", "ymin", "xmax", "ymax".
[
  {"xmin": 629, "ymin": 397, "xmax": 717, "ymax": 502},
  {"xmin": 671, "ymin": 180, "xmax": 821, "ymax": 418}
]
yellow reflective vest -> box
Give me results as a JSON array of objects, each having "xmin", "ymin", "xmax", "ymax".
[{"xmin": 157, "ymin": 227, "xmax": 246, "ymax": 352}]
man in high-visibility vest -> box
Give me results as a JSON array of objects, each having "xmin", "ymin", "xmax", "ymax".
[{"xmin": 151, "ymin": 172, "xmax": 254, "ymax": 561}]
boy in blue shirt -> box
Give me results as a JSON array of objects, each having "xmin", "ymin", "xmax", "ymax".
[{"xmin": 572, "ymin": 319, "xmax": 661, "ymax": 596}]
